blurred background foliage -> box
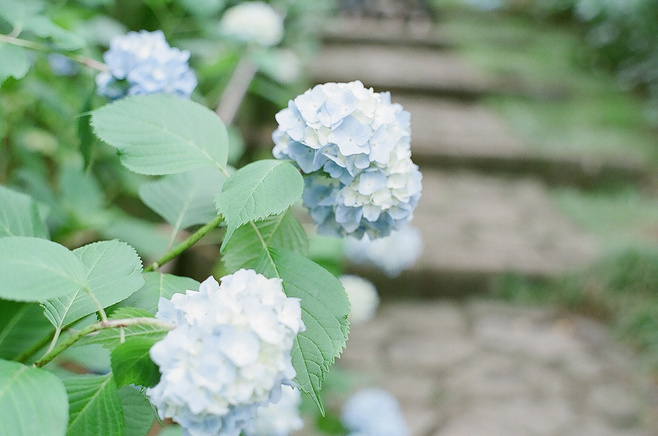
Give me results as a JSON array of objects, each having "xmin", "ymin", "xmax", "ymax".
[{"xmin": 0, "ymin": 0, "xmax": 335, "ymax": 262}]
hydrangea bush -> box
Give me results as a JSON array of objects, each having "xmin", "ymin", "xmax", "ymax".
[{"xmin": 0, "ymin": 1, "xmax": 419, "ymax": 435}]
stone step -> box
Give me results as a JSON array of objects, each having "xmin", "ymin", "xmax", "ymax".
[
  {"xmin": 397, "ymin": 95, "xmax": 650, "ymax": 187},
  {"xmin": 321, "ymin": 17, "xmax": 451, "ymax": 49},
  {"xmin": 347, "ymin": 170, "xmax": 600, "ymax": 298},
  {"xmin": 308, "ymin": 44, "xmax": 496, "ymax": 98}
]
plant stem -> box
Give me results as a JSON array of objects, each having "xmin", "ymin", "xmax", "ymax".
[
  {"xmin": 0, "ymin": 33, "xmax": 107, "ymax": 71},
  {"xmin": 215, "ymin": 53, "xmax": 259, "ymax": 125},
  {"xmin": 145, "ymin": 214, "xmax": 224, "ymax": 272},
  {"xmin": 33, "ymin": 317, "xmax": 175, "ymax": 368}
]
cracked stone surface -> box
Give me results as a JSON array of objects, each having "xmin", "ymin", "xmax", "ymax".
[{"xmin": 296, "ymin": 302, "xmax": 658, "ymax": 436}]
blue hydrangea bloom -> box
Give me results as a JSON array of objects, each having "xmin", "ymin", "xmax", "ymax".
[
  {"xmin": 273, "ymin": 81, "xmax": 422, "ymax": 239},
  {"xmin": 147, "ymin": 270, "xmax": 305, "ymax": 436},
  {"xmin": 48, "ymin": 53, "xmax": 79, "ymax": 76},
  {"xmin": 96, "ymin": 30, "xmax": 197, "ymax": 99},
  {"xmin": 341, "ymin": 388, "xmax": 410, "ymax": 436}
]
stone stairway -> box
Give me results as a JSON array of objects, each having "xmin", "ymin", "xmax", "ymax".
[
  {"xmin": 296, "ymin": 14, "xmax": 658, "ymax": 436},
  {"xmin": 310, "ymin": 16, "xmax": 606, "ymax": 297}
]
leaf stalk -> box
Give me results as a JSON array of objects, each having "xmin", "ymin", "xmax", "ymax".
[{"xmin": 33, "ymin": 317, "xmax": 175, "ymax": 368}]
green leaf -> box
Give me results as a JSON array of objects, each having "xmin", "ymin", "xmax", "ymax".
[
  {"xmin": 0, "ymin": 359, "xmax": 68, "ymax": 436},
  {"xmin": 64, "ymin": 373, "xmax": 124, "ymax": 436},
  {"xmin": 91, "ymin": 94, "xmax": 229, "ymax": 175},
  {"xmin": 254, "ymin": 248, "xmax": 349, "ymax": 413},
  {"xmin": 0, "ymin": 237, "xmax": 87, "ymax": 302},
  {"xmin": 83, "ymin": 308, "xmax": 167, "ymax": 349},
  {"xmin": 117, "ymin": 386, "xmax": 155, "ymax": 436},
  {"xmin": 222, "ymin": 210, "xmax": 308, "ymax": 272},
  {"xmin": 0, "ymin": 299, "xmax": 54, "ymax": 361},
  {"xmin": 118, "ymin": 272, "xmax": 199, "ymax": 315},
  {"xmin": 58, "ymin": 343, "xmax": 111, "ymax": 375},
  {"xmin": 0, "ymin": 44, "xmax": 30, "ymax": 86},
  {"xmin": 216, "ymin": 160, "xmax": 303, "ymax": 249},
  {"xmin": 111, "ymin": 337, "xmax": 161, "ymax": 388},
  {"xmin": 0, "ymin": 185, "xmax": 48, "ymax": 238},
  {"xmin": 139, "ymin": 167, "xmax": 226, "ymax": 233},
  {"xmin": 42, "ymin": 240, "xmax": 144, "ymax": 333}
]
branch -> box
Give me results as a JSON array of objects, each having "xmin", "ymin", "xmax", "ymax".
[
  {"xmin": 33, "ymin": 317, "xmax": 175, "ymax": 368},
  {"xmin": 0, "ymin": 33, "xmax": 107, "ymax": 71},
  {"xmin": 145, "ymin": 214, "xmax": 224, "ymax": 272}
]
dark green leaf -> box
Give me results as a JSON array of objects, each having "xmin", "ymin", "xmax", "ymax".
[
  {"xmin": 117, "ymin": 386, "xmax": 156, "ymax": 436},
  {"xmin": 63, "ymin": 373, "xmax": 124, "ymax": 436},
  {"xmin": 78, "ymin": 95, "xmax": 97, "ymax": 170},
  {"xmin": 0, "ymin": 299, "xmax": 54, "ymax": 361},
  {"xmin": 222, "ymin": 209, "xmax": 308, "ymax": 272},
  {"xmin": 111, "ymin": 337, "xmax": 161, "ymax": 388}
]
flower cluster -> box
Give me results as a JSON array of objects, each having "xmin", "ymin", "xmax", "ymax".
[
  {"xmin": 147, "ymin": 269, "xmax": 305, "ymax": 436},
  {"xmin": 273, "ymin": 81, "xmax": 422, "ymax": 239},
  {"xmin": 96, "ymin": 30, "xmax": 197, "ymax": 99},
  {"xmin": 243, "ymin": 385, "xmax": 304, "ymax": 436},
  {"xmin": 339, "ymin": 275, "xmax": 379, "ymax": 324},
  {"xmin": 341, "ymin": 388, "xmax": 410, "ymax": 436},
  {"xmin": 219, "ymin": 2, "xmax": 284, "ymax": 47},
  {"xmin": 344, "ymin": 224, "xmax": 423, "ymax": 277}
]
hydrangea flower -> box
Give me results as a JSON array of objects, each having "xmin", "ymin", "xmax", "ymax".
[
  {"xmin": 344, "ymin": 225, "xmax": 423, "ymax": 277},
  {"xmin": 243, "ymin": 385, "xmax": 304, "ymax": 436},
  {"xmin": 273, "ymin": 81, "xmax": 422, "ymax": 239},
  {"xmin": 219, "ymin": 2, "xmax": 284, "ymax": 47},
  {"xmin": 339, "ymin": 275, "xmax": 379, "ymax": 324},
  {"xmin": 147, "ymin": 269, "xmax": 305, "ymax": 436},
  {"xmin": 341, "ymin": 388, "xmax": 409, "ymax": 436},
  {"xmin": 48, "ymin": 53, "xmax": 79, "ymax": 76},
  {"xmin": 96, "ymin": 30, "xmax": 197, "ymax": 99}
]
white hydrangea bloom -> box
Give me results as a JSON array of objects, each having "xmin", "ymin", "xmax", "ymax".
[
  {"xmin": 341, "ymin": 388, "xmax": 409, "ymax": 436},
  {"xmin": 219, "ymin": 2, "xmax": 284, "ymax": 47},
  {"xmin": 147, "ymin": 269, "xmax": 305, "ymax": 436},
  {"xmin": 339, "ymin": 275, "xmax": 379, "ymax": 324},
  {"xmin": 344, "ymin": 225, "xmax": 423, "ymax": 277},
  {"xmin": 244, "ymin": 385, "xmax": 304, "ymax": 436},
  {"xmin": 273, "ymin": 81, "xmax": 422, "ymax": 239}
]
